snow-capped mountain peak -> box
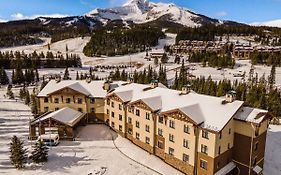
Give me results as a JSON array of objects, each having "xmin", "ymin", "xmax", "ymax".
[{"xmin": 85, "ymin": 0, "xmax": 218, "ymax": 27}]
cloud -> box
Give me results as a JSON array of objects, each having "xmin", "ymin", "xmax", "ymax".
[
  {"xmin": 216, "ymin": 11, "xmax": 228, "ymax": 17},
  {"xmin": 11, "ymin": 13, "xmax": 69, "ymax": 20}
]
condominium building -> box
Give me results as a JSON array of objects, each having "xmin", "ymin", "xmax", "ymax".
[
  {"xmin": 106, "ymin": 82, "xmax": 271, "ymax": 175},
  {"xmin": 33, "ymin": 80, "xmax": 271, "ymax": 175}
]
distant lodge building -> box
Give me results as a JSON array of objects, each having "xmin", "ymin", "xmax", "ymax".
[
  {"xmin": 31, "ymin": 80, "xmax": 272, "ymax": 175},
  {"xmin": 171, "ymin": 40, "xmax": 281, "ymax": 59}
]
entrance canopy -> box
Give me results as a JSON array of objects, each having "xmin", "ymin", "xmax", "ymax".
[{"xmin": 31, "ymin": 107, "xmax": 85, "ymax": 127}]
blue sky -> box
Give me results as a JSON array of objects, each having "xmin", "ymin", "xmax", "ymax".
[{"xmin": 0, "ymin": 0, "xmax": 281, "ymax": 23}]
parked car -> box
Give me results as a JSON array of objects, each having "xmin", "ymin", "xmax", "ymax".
[{"xmin": 38, "ymin": 134, "xmax": 60, "ymax": 146}]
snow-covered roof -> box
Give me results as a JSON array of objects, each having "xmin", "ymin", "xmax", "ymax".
[
  {"xmin": 214, "ymin": 162, "xmax": 236, "ymax": 175},
  {"xmin": 108, "ymin": 83, "xmax": 244, "ymax": 132},
  {"xmin": 31, "ymin": 107, "xmax": 84, "ymax": 127},
  {"xmin": 38, "ymin": 80, "xmax": 124, "ymax": 98},
  {"xmin": 234, "ymin": 107, "xmax": 268, "ymax": 124}
]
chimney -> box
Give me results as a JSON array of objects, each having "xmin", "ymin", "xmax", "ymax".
[
  {"xmin": 55, "ymin": 76, "xmax": 61, "ymax": 83},
  {"xmin": 225, "ymin": 90, "xmax": 236, "ymax": 103},
  {"xmin": 181, "ymin": 84, "xmax": 192, "ymax": 95},
  {"xmin": 103, "ymin": 80, "xmax": 111, "ymax": 91},
  {"xmin": 150, "ymin": 80, "xmax": 158, "ymax": 89},
  {"xmin": 86, "ymin": 76, "xmax": 91, "ymax": 83}
]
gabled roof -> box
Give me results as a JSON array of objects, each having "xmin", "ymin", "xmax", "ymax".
[
  {"xmin": 38, "ymin": 80, "xmax": 125, "ymax": 98},
  {"xmin": 31, "ymin": 107, "xmax": 84, "ymax": 127},
  {"xmin": 234, "ymin": 107, "xmax": 269, "ymax": 124},
  {"xmin": 178, "ymin": 104, "xmax": 204, "ymax": 124},
  {"xmin": 108, "ymin": 83, "xmax": 245, "ymax": 132}
]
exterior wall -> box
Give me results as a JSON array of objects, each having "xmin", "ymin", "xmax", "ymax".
[
  {"xmin": 233, "ymin": 119, "xmax": 269, "ymax": 175},
  {"xmin": 106, "ymin": 96, "xmax": 126, "ymax": 135},
  {"xmin": 127, "ymin": 104, "xmax": 155, "ymax": 151},
  {"xmin": 38, "ymin": 88, "xmax": 106, "ymax": 123}
]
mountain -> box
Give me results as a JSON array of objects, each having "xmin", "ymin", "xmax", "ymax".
[
  {"xmin": 85, "ymin": 0, "xmax": 221, "ymax": 27},
  {"xmin": 252, "ymin": 19, "xmax": 281, "ymax": 28}
]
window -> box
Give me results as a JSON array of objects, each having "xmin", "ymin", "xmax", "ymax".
[
  {"xmin": 91, "ymin": 108, "xmax": 95, "ymax": 113},
  {"xmin": 44, "ymin": 97, "xmax": 48, "ymax": 103},
  {"xmin": 78, "ymin": 108, "xmax": 83, "ymax": 112},
  {"xmin": 111, "ymin": 122, "xmax": 115, "ymax": 128},
  {"xmin": 200, "ymin": 160, "xmax": 208, "ymax": 170},
  {"xmin": 218, "ymin": 146, "xmax": 221, "ymax": 155},
  {"xmin": 145, "ymin": 125, "xmax": 150, "ymax": 132},
  {"xmin": 107, "ymin": 109, "xmax": 109, "ymax": 115},
  {"xmin": 169, "ymin": 120, "xmax": 175, "ymax": 129},
  {"xmin": 111, "ymin": 112, "xmax": 115, "ymax": 118},
  {"xmin": 202, "ymin": 130, "xmax": 209, "ymax": 139},
  {"xmin": 183, "ymin": 154, "xmax": 189, "ymax": 162},
  {"xmin": 90, "ymin": 98, "xmax": 95, "ymax": 104},
  {"xmin": 66, "ymin": 98, "xmax": 71, "ymax": 103},
  {"xmin": 136, "ymin": 132, "xmax": 140, "ymax": 140},
  {"xmin": 128, "ymin": 117, "xmax": 132, "ymax": 124},
  {"xmin": 78, "ymin": 98, "xmax": 83, "ymax": 104},
  {"xmin": 119, "ymin": 115, "xmax": 122, "ymax": 121},
  {"xmin": 217, "ymin": 162, "xmax": 220, "ymax": 169},
  {"xmin": 169, "ymin": 134, "xmax": 174, "ymax": 142},
  {"xmin": 119, "ymin": 104, "xmax": 122, "ymax": 110},
  {"xmin": 119, "ymin": 125, "xmax": 122, "ymax": 131},
  {"xmin": 145, "ymin": 137, "xmax": 150, "ymax": 144},
  {"xmin": 158, "ymin": 141, "xmax": 164, "ymax": 149},
  {"xmin": 55, "ymin": 107, "xmax": 59, "ymax": 111},
  {"xmin": 128, "ymin": 128, "xmax": 133, "ymax": 135},
  {"xmin": 184, "ymin": 124, "xmax": 190, "ymax": 134},
  {"xmin": 219, "ymin": 132, "xmax": 222, "ymax": 139},
  {"xmin": 183, "ymin": 139, "xmax": 189, "ymax": 149},
  {"xmin": 111, "ymin": 102, "xmax": 114, "ymax": 108},
  {"xmin": 159, "ymin": 116, "xmax": 164, "ymax": 124},
  {"xmin": 254, "ymin": 142, "xmax": 259, "ymax": 151},
  {"xmin": 136, "ymin": 109, "xmax": 140, "ymax": 116},
  {"xmin": 229, "ymin": 128, "xmax": 231, "ymax": 134},
  {"xmin": 136, "ymin": 121, "xmax": 140, "ymax": 128},
  {"xmin": 44, "ymin": 107, "xmax": 49, "ymax": 112},
  {"xmin": 146, "ymin": 112, "xmax": 150, "ymax": 120},
  {"xmin": 158, "ymin": 128, "xmax": 163, "ymax": 136},
  {"xmin": 128, "ymin": 106, "xmax": 134, "ymax": 113},
  {"xmin": 201, "ymin": 144, "xmax": 208, "ymax": 154},
  {"xmin": 168, "ymin": 147, "xmax": 174, "ymax": 156},
  {"xmin": 107, "ymin": 99, "xmax": 110, "ymax": 105},
  {"xmin": 54, "ymin": 98, "xmax": 59, "ymax": 103},
  {"xmin": 228, "ymin": 143, "xmax": 230, "ymax": 149}
]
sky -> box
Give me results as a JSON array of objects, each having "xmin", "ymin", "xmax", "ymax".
[{"xmin": 0, "ymin": 0, "xmax": 281, "ymax": 24}]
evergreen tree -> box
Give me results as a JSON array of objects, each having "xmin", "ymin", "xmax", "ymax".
[
  {"xmin": 25, "ymin": 90, "xmax": 30, "ymax": 105},
  {"xmin": 161, "ymin": 53, "xmax": 168, "ymax": 64},
  {"xmin": 268, "ymin": 64, "xmax": 276, "ymax": 88},
  {"xmin": 63, "ymin": 67, "xmax": 70, "ymax": 80},
  {"xmin": 76, "ymin": 71, "xmax": 80, "ymax": 80},
  {"xmin": 6, "ymin": 85, "xmax": 14, "ymax": 99},
  {"xmin": 30, "ymin": 140, "xmax": 49, "ymax": 163},
  {"xmin": 9, "ymin": 136, "xmax": 27, "ymax": 169},
  {"xmin": 0, "ymin": 67, "xmax": 9, "ymax": 85},
  {"xmin": 30, "ymin": 92, "xmax": 38, "ymax": 114}
]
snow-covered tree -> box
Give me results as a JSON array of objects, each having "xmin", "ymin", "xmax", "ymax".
[{"xmin": 9, "ymin": 136, "xmax": 27, "ymax": 169}]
